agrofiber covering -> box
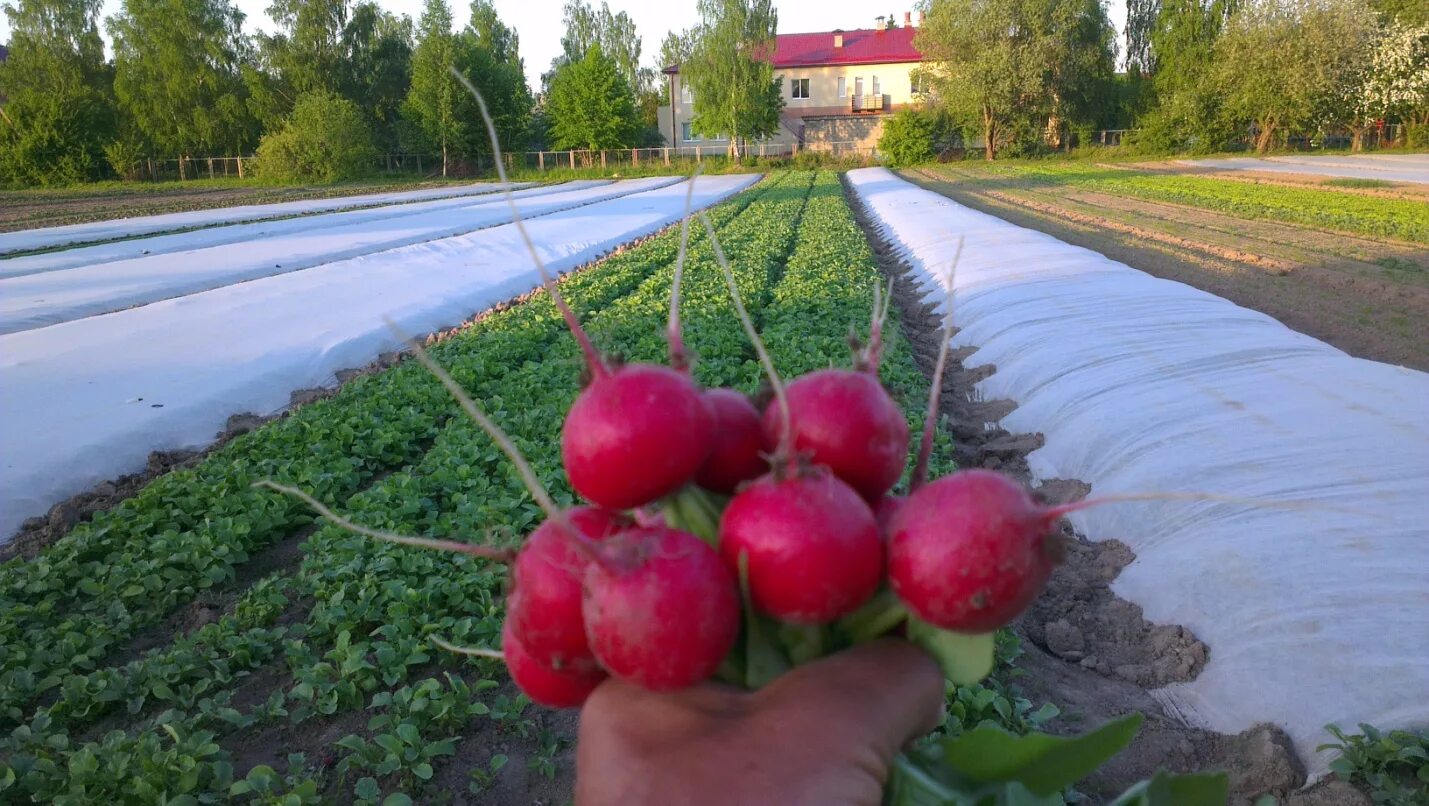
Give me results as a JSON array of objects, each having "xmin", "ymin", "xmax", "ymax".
[{"xmin": 846, "ymin": 167, "xmax": 1429, "ymax": 776}]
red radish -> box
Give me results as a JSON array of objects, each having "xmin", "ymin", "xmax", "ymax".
[
  {"xmin": 719, "ymin": 468, "xmax": 883, "ymax": 623},
  {"xmin": 509, "ymin": 507, "xmax": 632, "ymax": 668},
  {"xmin": 695, "ymin": 388, "xmax": 768, "ymax": 494},
  {"xmin": 873, "ymin": 494, "xmax": 904, "ymax": 534},
  {"xmin": 583, "ymin": 526, "xmax": 740, "ymax": 691},
  {"xmin": 502, "ymin": 616, "xmax": 605, "ymax": 708},
  {"xmin": 562, "ymin": 364, "xmax": 714, "ymax": 509},
  {"xmin": 762, "ymin": 368, "xmax": 909, "ymax": 502},
  {"xmin": 887, "ymin": 469, "xmax": 1065, "ymax": 632}
]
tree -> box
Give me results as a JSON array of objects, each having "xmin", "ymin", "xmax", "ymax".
[
  {"xmin": 549, "ymin": 0, "xmax": 644, "ymax": 91},
  {"xmin": 684, "ymin": 0, "xmax": 783, "ymax": 156},
  {"xmin": 262, "ymin": 0, "xmax": 350, "ymax": 97},
  {"xmin": 1041, "ymin": 0, "xmax": 1117, "ymax": 149},
  {"xmin": 108, "ymin": 0, "xmax": 254, "ymax": 168},
  {"xmin": 878, "ymin": 109, "xmax": 935, "ymax": 166},
  {"xmin": 454, "ymin": 0, "xmax": 533, "ymax": 155},
  {"xmin": 1135, "ymin": 0, "xmax": 1241, "ymax": 152},
  {"xmin": 343, "ymin": 2, "xmax": 414, "ymax": 151},
  {"xmin": 1216, "ymin": 0, "xmax": 1377, "ymax": 152},
  {"xmin": 1125, "ymin": 0, "xmax": 1160, "ymax": 73},
  {"xmin": 658, "ymin": 28, "xmax": 696, "ymax": 70},
  {"xmin": 545, "ymin": 45, "xmax": 639, "ymax": 151},
  {"xmin": 1361, "ymin": 22, "xmax": 1429, "ymax": 146},
  {"xmin": 1370, "ymin": 0, "xmax": 1427, "ymax": 27},
  {"xmin": 405, "ymin": 0, "xmax": 462, "ymax": 174},
  {"xmin": 916, "ymin": 0, "xmax": 1051, "ymax": 159},
  {"xmin": 0, "ymin": 0, "xmax": 115, "ymax": 184}
]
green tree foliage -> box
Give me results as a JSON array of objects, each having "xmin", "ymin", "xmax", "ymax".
[
  {"xmin": 0, "ymin": 0, "xmax": 115, "ymax": 184},
  {"xmin": 262, "ymin": 0, "xmax": 350, "ymax": 97},
  {"xmin": 1370, "ymin": 0, "xmax": 1428, "ymax": 26},
  {"xmin": 1125, "ymin": 0, "xmax": 1160, "ymax": 73},
  {"xmin": 1215, "ymin": 0, "xmax": 1379, "ymax": 152},
  {"xmin": 878, "ymin": 109, "xmax": 936, "ymax": 166},
  {"xmin": 545, "ymin": 45, "xmax": 639, "ymax": 150},
  {"xmin": 658, "ymin": 28, "xmax": 696, "ymax": 70},
  {"xmin": 1134, "ymin": 0, "xmax": 1241, "ymax": 152},
  {"xmin": 107, "ymin": 0, "xmax": 255, "ymax": 164},
  {"xmin": 917, "ymin": 0, "xmax": 1112, "ymax": 159},
  {"xmin": 549, "ymin": 0, "xmax": 644, "ymax": 91},
  {"xmin": 254, "ymin": 90, "xmax": 374, "ymax": 181},
  {"xmin": 685, "ymin": 0, "xmax": 783, "ymax": 156},
  {"xmin": 343, "ymin": 2, "xmax": 414, "ymax": 151},
  {"xmin": 458, "ymin": 0, "xmax": 532, "ymax": 153},
  {"xmin": 404, "ymin": 0, "xmax": 463, "ymax": 174}
]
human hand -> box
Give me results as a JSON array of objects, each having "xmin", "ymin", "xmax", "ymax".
[{"xmin": 575, "ymin": 639, "xmax": 945, "ymax": 806}]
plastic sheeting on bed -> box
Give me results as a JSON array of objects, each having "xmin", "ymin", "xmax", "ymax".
[
  {"xmin": 846, "ymin": 167, "xmax": 1429, "ymax": 776},
  {"xmin": 0, "ymin": 179, "xmax": 674, "ymax": 334},
  {"xmin": 0, "ymin": 174, "xmax": 760, "ymax": 542},
  {"xmin": 0, "ymin": 181, "xmax": 530, "ymax": 255}
]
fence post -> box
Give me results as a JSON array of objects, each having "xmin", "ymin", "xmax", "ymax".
[
  {"xmin": 237, "ymin": 157, "xmax": 244, "ymax": 179},
  {"xmin": 633, "ymin": 148, "xmax": 639, "ymax": 167},
  {"xmin": 696, "ymin": 146, "xmax": 702, "ymax": 164},
  {"xmin": 570, "ymin": 151, "xmax": 576, "ymax": 169},
  {"xmin": 600, "ymin": 150, "xmax": 607, "ymax": 169},
  {"xmin": 538, "ymin": 151, "xmax": 544, "ymax": 171},
  {"xmin": 417, "ymin": 154, "xmax": 423, "ymax": 173}
]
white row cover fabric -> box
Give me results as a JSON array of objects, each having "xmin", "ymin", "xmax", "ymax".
[
  {"xmin": 0, "ymin": 179, "xmax": 675, "ymax": 334},
  {"xmin": 0, "ymin": 181, "xmax": 603, "ymax": 280},
  {"xmin": 845, "ymin": 167, "xmax": 1429, "ymax": 776},
  {"xmin": 0, "ymin": 174, "xmax": 761, "ymax": 542},
  {"xmin": 1180, "ymin": 154, "xmax": 1429, "ymax": 184},
  {"xmin": 0, "ymin": 181, "xmax": 529, "ymax": 255}
]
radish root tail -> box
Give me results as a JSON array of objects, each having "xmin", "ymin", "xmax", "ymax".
[
  {"xmin": 254, "ymin": 480, "xmax": 515, "ymax": 561},
  {"xmin": 667, "ymin": 166, "xmax": 703, "ymax": 372},
  {"xmin": 431, "ymin": 634, "xmax": 504, "ymax": 660}
]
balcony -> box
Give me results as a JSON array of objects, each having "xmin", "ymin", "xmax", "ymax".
[{"xmin": 851, "ymin": 94, "xmax": 888, "ymax": 113}]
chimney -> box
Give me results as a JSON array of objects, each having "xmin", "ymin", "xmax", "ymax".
[
  {"xmin": 918, "ymin": 10, "xmax": 925, "ymax": 25},
  {"xmin": 833, "ymin": 30, "xmax": 843, "ymax": 49},
  {"xmin": 904, "ymin": 11, "xmax": 912, "ymax": 27},
  {"xmin": 875, "ymin": 14, "xmax": 885, "ymax": 28}
]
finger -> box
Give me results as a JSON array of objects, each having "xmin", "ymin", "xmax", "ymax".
[{"xmin": 757, "ymin": 639, "xmax": 945, "ymax": 758}]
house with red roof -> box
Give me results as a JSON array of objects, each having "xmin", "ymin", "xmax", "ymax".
[{"xmin": 659, "ymin": 13, "xmax": 926, "ymax": 152}]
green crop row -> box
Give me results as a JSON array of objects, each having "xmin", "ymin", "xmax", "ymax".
[
  {"xmin": 0, "ymin": 177, "xmax": 772, "ymax": 724},
  {"xmin": 960, "ymin": 163, "xmax": 1429, "ymax": 244}
]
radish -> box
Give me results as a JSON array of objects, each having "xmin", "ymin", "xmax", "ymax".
[
  {"xmin": 562, "ymin": 364, "xmax": 715, "ymax": 509},
  {"xmin": 502, "ymin": 616, "xmax": 606, "ymax": 708},
  {"xmin": 695, "ymin": 388, "xmax": 769, "ymax": 494},
  {"xmin": 583, "ymin": 526, "xmax": 740, "ymax": 691},
  {"xmin": 887, "ymin": 469, "xmax": 1065, "ymax": 632},
  {"xmin": 719, "ymin": 467, "xmax": 883, "ymax": 623},
  {"xmin": 761, "ymin": 368, "xmax": 909, "ymax": 502},
  {"xmin": 508, "ymin": 506, "xmax": 632, "ymax": 669}
]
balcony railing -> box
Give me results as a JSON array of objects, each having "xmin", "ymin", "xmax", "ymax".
[{"xmin": 851, "ymin": 94, "xmax": 888, "ymax": 112}]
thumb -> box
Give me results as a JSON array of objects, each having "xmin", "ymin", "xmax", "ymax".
[{"xmin": 757, "ymin": 638, "xmax": 946, "ymax": 761}]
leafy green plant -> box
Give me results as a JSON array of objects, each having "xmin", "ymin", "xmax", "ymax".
[
  {"xmin": 1319, "ymin": 723, "xmax": 1429, "ymax": 805},
  {"xmin": 880, "ymin": 110, "xmax": 937, "ymax": 167},
  {"xmin": 467, "ymin": 753, "xmax": 509, "ymax": 794},
  {"xmin": 254, "ymin": 91, "xmax": 376, "ymax": 183}
]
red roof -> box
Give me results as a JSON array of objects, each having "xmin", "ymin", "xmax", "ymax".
[
  {"xmin": 663, "ymin": 27, "xmax": 921, "ymax": 72},
  {"xmin": 774, "ymin": 27, "xmax": 921, "ymax": 68}
]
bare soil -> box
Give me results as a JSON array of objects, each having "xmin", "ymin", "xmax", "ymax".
[
  {"xmin": 0, "ymin": 178, "xmax": 466, "ymax": 233},
  {"xmin": 842, "ymin": 176, "xmax": 1370, "ymax": 804},
  {"xmin": 905, "ymin": 166, "xmax": 1429, "ymax": 371}
]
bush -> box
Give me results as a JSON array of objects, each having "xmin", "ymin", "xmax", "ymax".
[
  {"xmin": 254, "ymin": 91, "xmax": 376, "ymax": 183},
  {"xmin": 878, "ymin": 110, "xmax": 936, "ymax": 167},
  {"xmin": 103, "ymin": 138, "xmax": 145, "ymax": 181}
]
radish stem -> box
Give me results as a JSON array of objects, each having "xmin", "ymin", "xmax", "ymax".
[
  {"xmin": 254, "ymin": 480, "xmax": 514, "ymax": 561},
  {"xmin": 667, "ymin": 166, "xmax": 702, "ymax": 372},
  {"xmin": 700, "ymin": 210, "xmax": 794, "ymax": 463},
  {"xmin": 911, "ymin": 237, "xmax": 963, "ymax": 492}
]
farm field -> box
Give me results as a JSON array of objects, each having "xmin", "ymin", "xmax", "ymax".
[
  {"xmin": 2, "ymin": 166, "xmax": 1426, "ymax": 805},
  {"xmin": 1180, "ymin": 153, "xmax": 1429, "ymax": 185},
  {"xmin": 0, "ymin": 177, "xmax": 489, "ymax": 235},
  {"xmin": 904, "ymin": 162, "xmax": 1429, "ymax": 370},
  {"xmin": 0, "ymin": 171, "xmax": 987, "ymax": 803}
]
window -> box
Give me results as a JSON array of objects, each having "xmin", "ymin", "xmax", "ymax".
[
  {"xmin": 791, "ymin": 78, "xmax": 810, "ymax": 99},
  {"xmin": 854, "ymin": 76, "xmax": 864, "ymax": 97},
  {"xmin": 872, "ymin": 76, "xmax": 880, "ymax": 96},
  {"xmin": 680, "ymin": 83, "xmax": 692, "ymax": 104},
  {"xmin": 837, "ymin": 76, "xmax": 846, "ymax": 98},
  {"xmin": 681, "ymin": 122, "xmax": 700, "ymax": 142}
]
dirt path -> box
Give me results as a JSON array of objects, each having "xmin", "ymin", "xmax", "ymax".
[
  {"xmin": 0, "ymin": 178, "xmax": 468, "ymax": 232},
  {"xmin": 842, "ymin": 177, "xmax": 1370, "ymax": 805},
  {"xmin": 904, "ymin": 166, "xmax": 1429, "ymax": 371}
]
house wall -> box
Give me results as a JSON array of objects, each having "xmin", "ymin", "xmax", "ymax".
[{"xmin": 659, "ymin": 60, "xmax": 923, "ymax": 149}]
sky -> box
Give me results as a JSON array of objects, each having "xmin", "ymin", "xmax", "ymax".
[{"xmin": 2, "ymin": 0, "xmax": 1129, "ymax": 88}]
